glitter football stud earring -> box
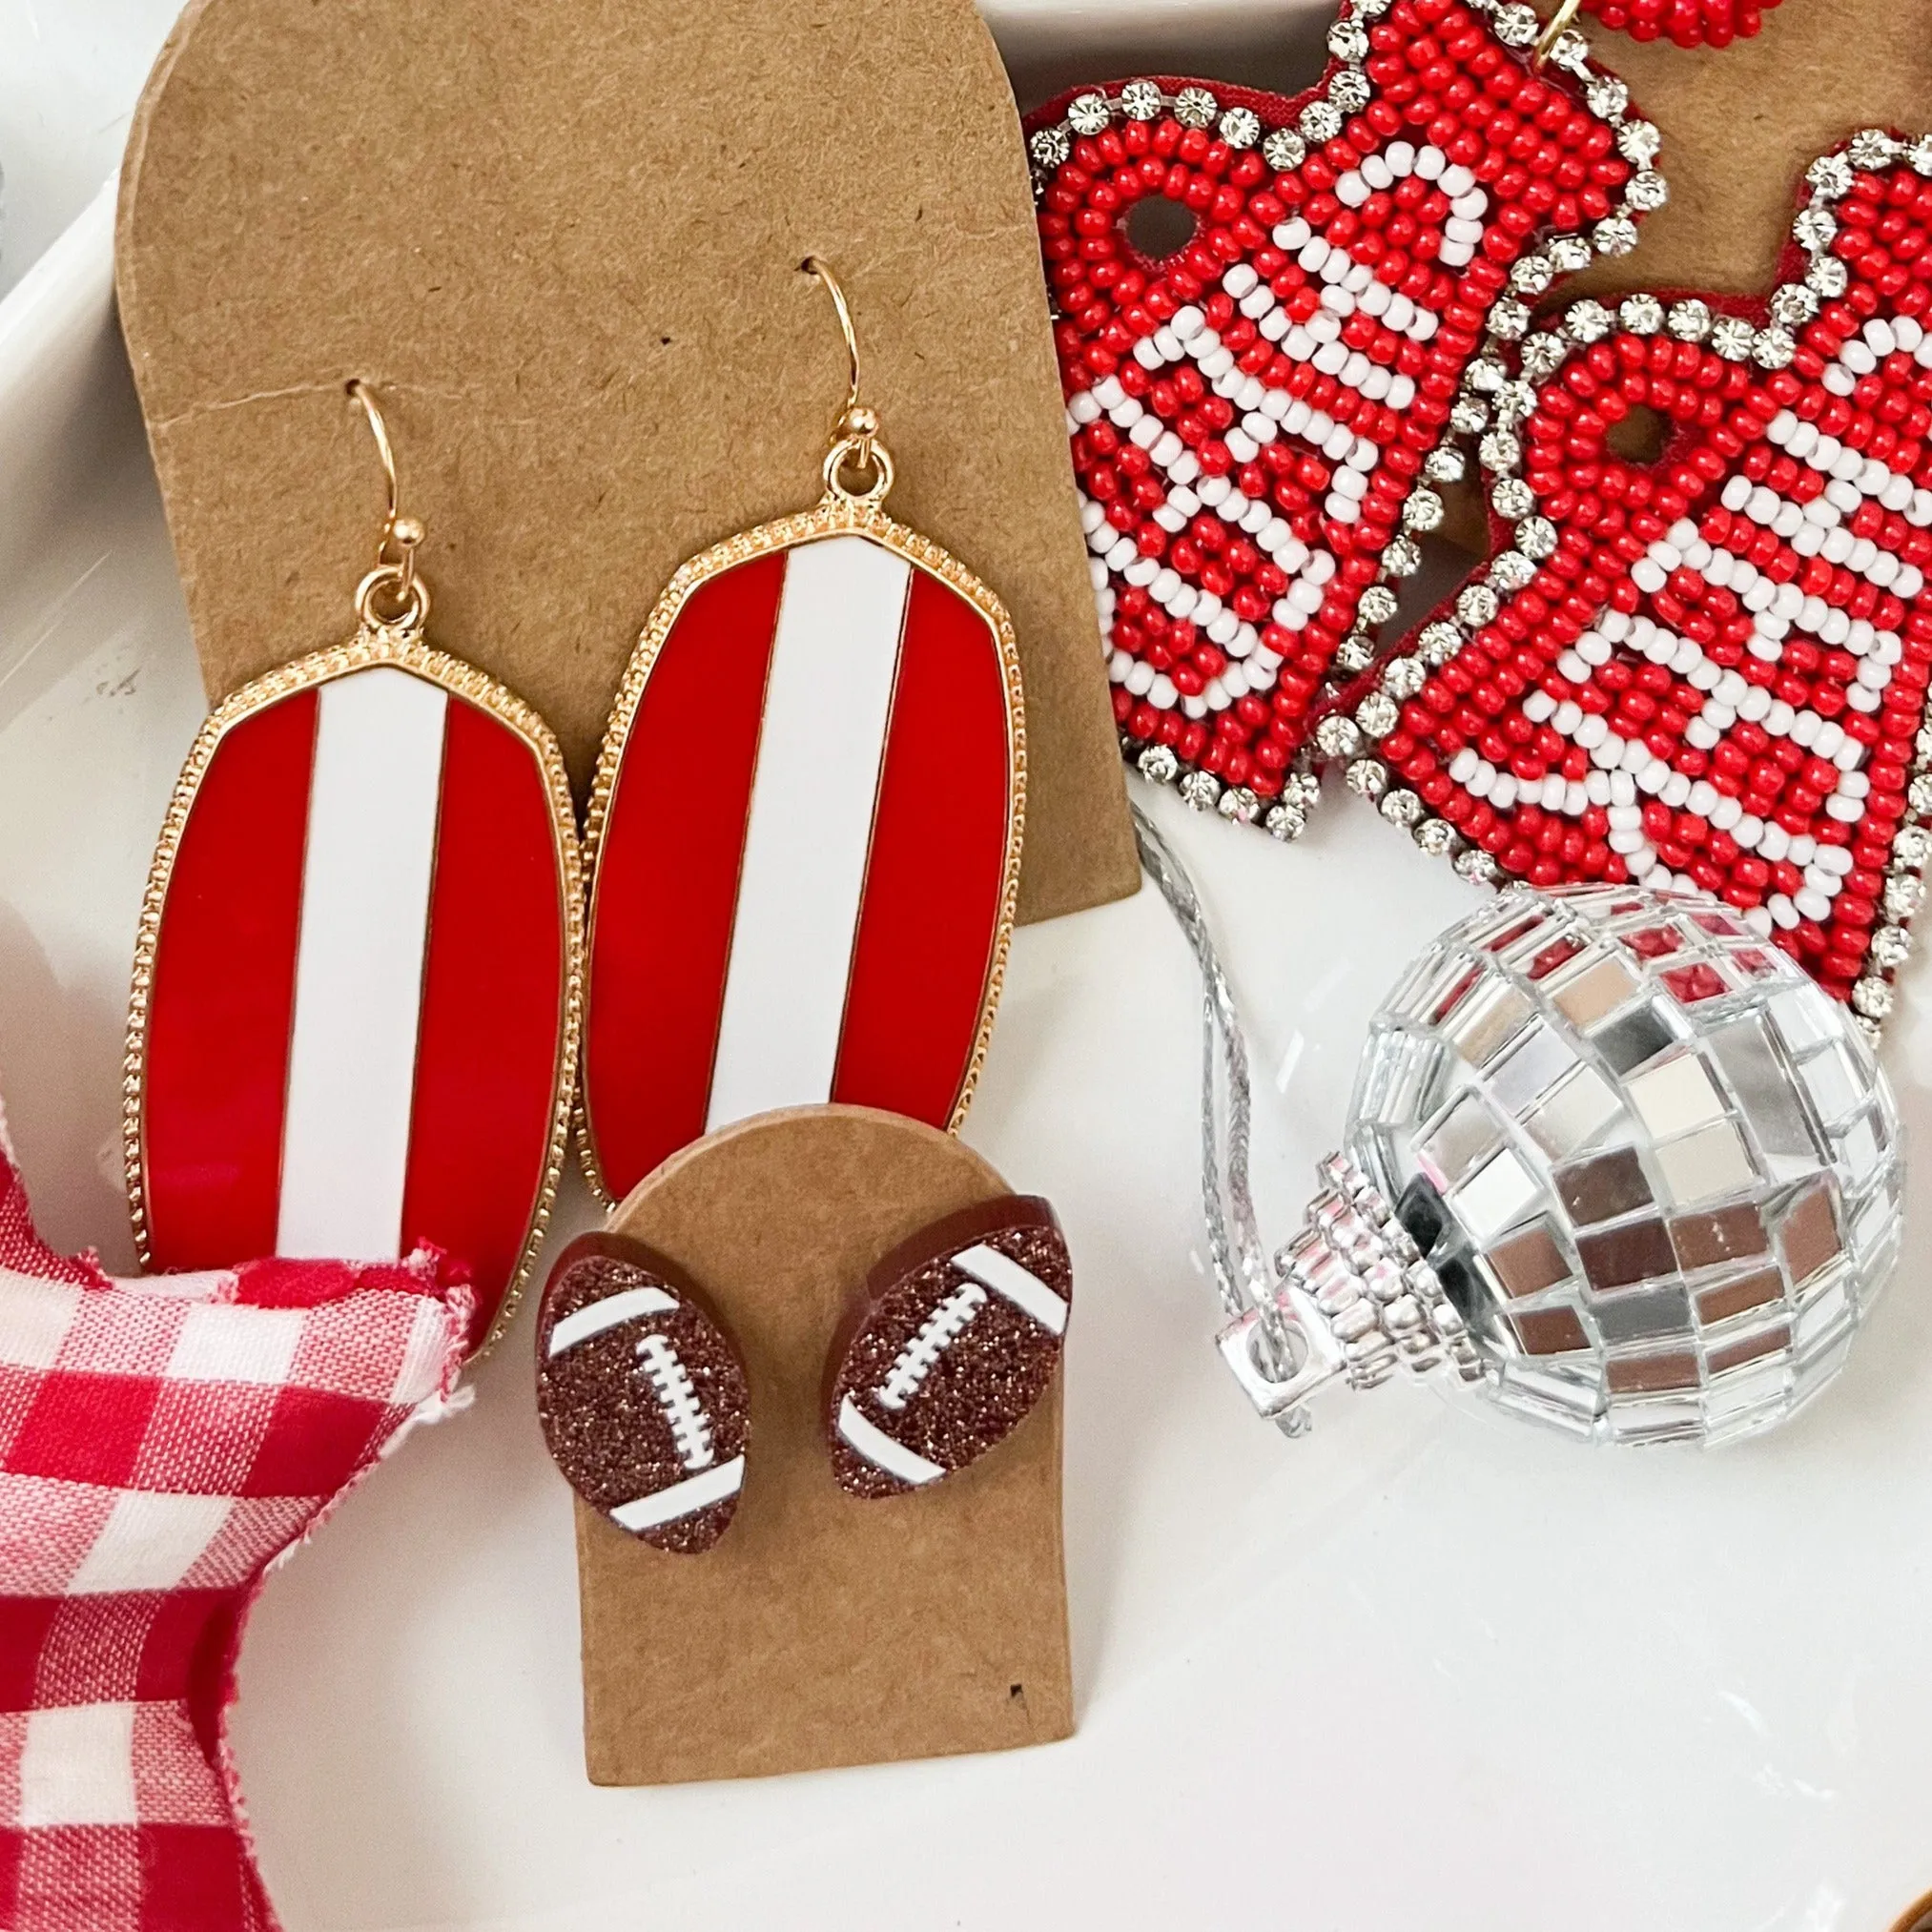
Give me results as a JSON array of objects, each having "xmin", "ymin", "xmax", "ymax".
[
  {"xmin": 126, "ymin": 383, "xmax": 584, "ymax": 1350},
  {"xmin": 532, "ymin": 1192, "xmax": 1072, "ymax": 1535},
  {"xmin": 536, "ymin": 1233, "xmax": 752, "ymax": 1554},
  {"xmin": 824, "ymin": 1195, "xmax": 1074, "ymax": 1498},
  {"xmin": 578, "ymin": 261, "xmax": 1027, "ymax": 1205}
]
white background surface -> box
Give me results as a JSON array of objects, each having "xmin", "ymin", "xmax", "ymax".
[{"xmin": 4, "ymin": 6, "xmax": 1932, "ymax": 1929}]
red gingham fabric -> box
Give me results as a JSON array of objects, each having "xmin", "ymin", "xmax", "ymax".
[{"xmin": 0, "ymin": 1109, "xmax": 471, "ymax": 1932}]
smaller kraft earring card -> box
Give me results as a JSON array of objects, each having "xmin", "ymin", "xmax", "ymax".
[{"xmin": 569, "ymin": 1106, "xmax": 1074, "ymax": 1784}]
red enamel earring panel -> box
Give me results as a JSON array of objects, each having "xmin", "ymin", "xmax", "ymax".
[
  {"xmin": 130, "ymin": 645, "xmax": 583, "ymax": 1346},
  {"xmin": 581, "ymin": 516, "xmax": 1024, "ymax": 1205}
]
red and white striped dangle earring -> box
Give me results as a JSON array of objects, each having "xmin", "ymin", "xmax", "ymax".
[
  {"xmin": 577, "ymin": 260, "xmax": 1026, "ymax": 1206},
  {"xmin": 1026, "ymin": 0, "xmax": 1668, "ymax": 835},
  {"xmin": 126, "ymin": 383, "xmax": 584, "ymax": 1350}
]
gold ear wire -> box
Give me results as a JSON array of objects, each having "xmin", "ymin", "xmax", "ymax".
[
  {"xmin": 802, "ymin": 259, "xmax": 895, "ymax": 504},
  {"xmin": 1533, "ymin": 0, "xmax": 1585, "ymax": 66},
  {"xmin": 804, "ymin": 257, "xmax": 863, "ymax": 426},
  {"xmin": 347, "ymin": 380, "xmax": 428, "ymax": 628},
  {"xmin": 348, "ymin": 380, "xmax": 401, "ymax": 544}
]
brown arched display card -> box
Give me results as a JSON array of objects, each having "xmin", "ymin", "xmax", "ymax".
[
  {"xmin": 1559, "ymin": 0, "xmax": 1932, "ymax": 304},
  {"xmin": 579, "ymin": 1105, "xmax": 1073, "ymax": 1783},
  {"xmin": 114, "ymin": 0, "xmax": 1138, "ymax": 927}
]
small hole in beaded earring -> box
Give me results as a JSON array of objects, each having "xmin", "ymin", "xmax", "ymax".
[
  {"xmin": 1125, "ymin": 196, "xmax": 1199, "ymax": 264},
  {"xmin": 1607, "ymin": 404, "xmax": 1670, "ymax": 466}
]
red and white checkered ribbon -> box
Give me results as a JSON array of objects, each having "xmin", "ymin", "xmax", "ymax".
[{"xmin": 0, "ymin": 1102, "xmax": 470, "ymax": 1931}]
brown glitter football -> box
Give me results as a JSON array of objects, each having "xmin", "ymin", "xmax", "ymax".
[
  {"xmin": 536, "ymin": 1233, "xmax": 750, "ymax": 1553},
  {"xmin": 824, "ymin": 1196, "xmax": 1071, "ymax": 1500}
]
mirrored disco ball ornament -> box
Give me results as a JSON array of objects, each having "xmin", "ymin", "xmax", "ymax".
[{"xmin": 1219, "ymin": 884, "xmax": 1906, "ymax": 1446}]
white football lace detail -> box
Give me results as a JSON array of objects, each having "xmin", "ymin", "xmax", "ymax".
[
  {"xmin": 875, "ymin": 1280, "xmax": 987, "ymax": 1411},
  {"xmin": 636, "ymin": 1332, "xmax": 714, "ymax": 1470},
  {"xmin": 546, "ymin": 1284, "xmax": 678, "ymax": 1356}
]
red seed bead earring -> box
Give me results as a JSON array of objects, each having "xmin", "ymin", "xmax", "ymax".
[
  {"xmin": 1577, "ymin": 0, "xmax": 1782, "ymax": 50},
  {"xmin": 1337, "ymin": 129, "xmax": 1932, "ymax": 1036},
  {"xmin": 1025, "ymin": 0, "xmax": 1667, "ymax": 836}
]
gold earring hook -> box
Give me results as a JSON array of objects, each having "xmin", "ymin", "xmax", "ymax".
[
  {"xmin": 1532, "ymin": 0, "xmax": 1585, "ymax": 66},
  {"xmin": 348, "ymin": 379, "xmax": 401, "ymax": 540},
  {"xmin": 803, "ymin": 257, "xmax": 895, "ymax": 505},
  {"xmin": 346, "ymin": 380, "xmax": 430, "ymax": 630},
  {"xmin": 805, "ymin": 257, "xmax": 863, "ymax": 424}
]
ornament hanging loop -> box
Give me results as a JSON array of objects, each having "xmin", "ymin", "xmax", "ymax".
[
  {"xmin": 805, "ymin": 257, "xmax": 895, "ymax": 506},
  {"xmin": 347, "ymin": 380, "xmax": 431, "ymax": 633},
  {"xmin": 1532, "ymin": 0, "xmax": 1585, "ymax": 66},
  {"xmin": 1130, "ymin": 805, "xmax": 1482, "ymax": 1440}
]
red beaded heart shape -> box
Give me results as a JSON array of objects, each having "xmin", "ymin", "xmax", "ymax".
[
  {"xmin": 1025, "ymin": 0, "xmax": 1659, "ymax": 833},
  {"xmin": 1344, "ymin": 132, "xmax": 1932, "ymax": 1036}
]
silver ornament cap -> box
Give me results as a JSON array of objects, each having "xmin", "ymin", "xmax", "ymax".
[{"xmin": 1224, "ymin": 886, "xmax": 1905, "ymax": 1446}]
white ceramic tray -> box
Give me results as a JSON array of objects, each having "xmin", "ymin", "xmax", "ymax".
[{"xmin": 4, "ymin": 9, "xmax": 1932, "ymax": 1930}]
